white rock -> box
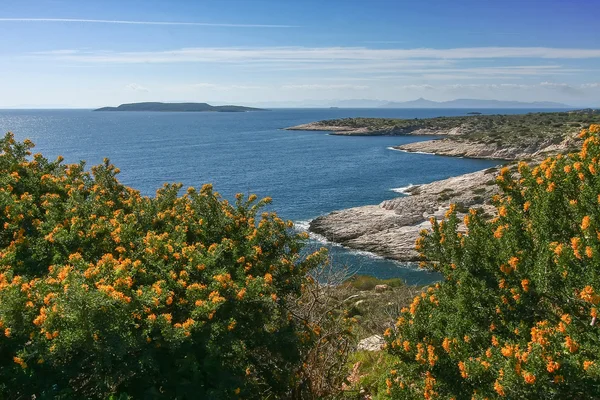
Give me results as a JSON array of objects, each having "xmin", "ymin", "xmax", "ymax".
[{"xmin": 357, "ymin": 335, "xmax": 385, "ymax": 351}]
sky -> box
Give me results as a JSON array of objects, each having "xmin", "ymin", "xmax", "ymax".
[{"xmin": 1, "ymin": 0, "xmax": 599, "ymax": 108}]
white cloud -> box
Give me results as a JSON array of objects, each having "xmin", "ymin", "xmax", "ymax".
[
  {"xmin": 125, "ymin": 83, "xmax": 149, "ymax": 92},
  {"xmin": 0, "ymin": 18, "xmax": 296, "ymax": 28},
  {"xmin": 281, "ymin": 84, "xmax": 369, "ymax": 90},
  {"xmin": 401, "ymin": 84, "xmax": 435, "ymax": 90}
]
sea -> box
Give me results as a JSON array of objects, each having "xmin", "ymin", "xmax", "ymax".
[{"xmin": 0, "ymin": 108, "xmax": 556, "ymax": 284}]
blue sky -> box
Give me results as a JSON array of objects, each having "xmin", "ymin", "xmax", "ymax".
[{"xmin": 1, "ymin": 0, "xmax": 599, "ymax": 107}]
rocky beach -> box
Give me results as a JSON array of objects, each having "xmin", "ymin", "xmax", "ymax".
[{"xmin": 309, "ymin": 167, "xmax": 501, "ymax": 261}]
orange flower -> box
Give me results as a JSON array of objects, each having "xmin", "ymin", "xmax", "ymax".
[
  {"xmin": 571, "ymin": 237, "xmax": 582, "ymax": 259},
  {"xmin": 264, "ymin": 273, "xmax": 273, "ymax": 284},
  {"xmin": 522, "ymin": 371, "xmax": 536, "ymax": 385},
  {"xmin": 579, "ymin": 286, "xmax": 599, "ymax": 304},
  {"xmin": 584, "ymin": 360, "xmax": 594, "ymax": 371},
  {"xmin": 427, "ymin": 345, "xmax": 437, "ymax": 367},
  {"xmin": 494, "ymin": 379, "xmax": 505, "ymax": 396},
  {"xmin": 458, "ymin": 361, "xmax": 468, "ymax": 378},
  {"xmin": 228, "ymin": 320, "xmax": 237, "ymax": 331},
  {"xmin": 565, "ymin": 336, "xmax": 579, "ymax": 353},
  {"xmin": 501, "ymin": 344, "xmax": 514, "ymax": 357},
  {"xmin": 442, "ymin": 337, "xmax": 451, "ymax": 353},
  {"xmin": 494, "ymin": 225, "xmax": 507, "ymax": 239},
  {"xmin": 13, "ymin": 357, "xmax": 27, "ymax": 369},
  {"xmin": 236, "ymin": 288, "xmax": 246, "ymax": 300},
  {"xmin": 553, "ymin": 243, "xmax": 564, "ymax": 256},
  {"xmin": 546, "ymin": 360, "xmax": 560, "ymax": 373},
  {"xmin": 582, "ymin": 216, "xmax": 591, "ymax": 230},
  {"xmin": 521, "ymin": 279, "xmax": 530, "ymax": 292},
  {"xmin": 491, "ymin": 336, "xmax": 499, "ymax": 346}
]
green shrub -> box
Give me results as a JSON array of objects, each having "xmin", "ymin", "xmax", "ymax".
[
  {"xmin": 0, "ymin": 133, "xmax": 329, "ymax": 399},
  {"xmin": 383, "ymin": 124, "xmax": 600, "ymax": 399}
]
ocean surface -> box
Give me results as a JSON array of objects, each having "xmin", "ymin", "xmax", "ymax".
[{"xmin": 0, "ymin": 108, "xmax": 552, "ymax": 284}]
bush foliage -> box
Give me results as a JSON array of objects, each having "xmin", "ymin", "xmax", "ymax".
[
  {"xmin": 384, "ymin": 124, "xmax": 600, "ymax": 399},
  {"xmin": 0, "ymin": 133, "xmax": 330, "ymax": 399}
]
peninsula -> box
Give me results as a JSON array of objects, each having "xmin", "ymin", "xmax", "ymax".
[
  {"xmin": 94, "ymin": 102, "xmax": 266, "ymax": 112},
  {"xmin": 286, "ymin": 110, "xmax": 600, "ymax": 160},
  {"xmin": 290, "ymin": 109, "xmax": 600, "ymax": 262}
]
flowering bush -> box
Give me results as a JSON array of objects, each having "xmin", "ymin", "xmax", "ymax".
[
  {"xmin": 0, "ymin": 133, "xmax": 329, "ymax": 399},
  {"xmin": 385, "ymin": 125, "xmax": 600, "ymax": 399}
]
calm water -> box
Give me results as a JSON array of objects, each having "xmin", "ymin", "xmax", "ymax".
[{"xmin": 0, "ymin": 108, "xmax": 543, "ymax": 283}]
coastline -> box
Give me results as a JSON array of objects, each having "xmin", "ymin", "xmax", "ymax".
[
  {"xmin": 392, "ymin": 137, "xmax": 575, "ymax": 161},
  {"xmin": 285, "ymin": 113, "xmax": 593, "ymax": 261}
]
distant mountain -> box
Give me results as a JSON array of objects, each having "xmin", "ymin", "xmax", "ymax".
[
  {"xmin": 380, "ymin": 98, "xmax": 572, "ymax": 109},
  {"xmin": 94, "ymin": 102, "xmax": 266, "ymax": 112}
]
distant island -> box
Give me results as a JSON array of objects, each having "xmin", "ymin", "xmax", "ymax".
[
  {"xmin": 94, "ymin": 102, "xmax": 266, "ymax": 112},
  {"xmin": 378, "ymin": 98, "xmax": 572, "ymax": 109}
]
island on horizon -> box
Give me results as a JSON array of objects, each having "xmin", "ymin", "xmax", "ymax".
[{"xmin": 94, "ymin": 102, "xmax": 267, "ymax": 112}]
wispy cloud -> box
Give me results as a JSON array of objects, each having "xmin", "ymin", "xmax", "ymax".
[
  {"xmin": 360, "ymin": 41, "xmax": 407, "ymax": 44},
  {"xmin": 0, "ymin": 18, "xmax": 297, "ymax": 28},
  {"xmin": 191, "ymin": 83, "xmax": 263, "ymax": 90},
  {"xmin": 31, "ymin": 46, "xmax": 600, "ymax": 65}
]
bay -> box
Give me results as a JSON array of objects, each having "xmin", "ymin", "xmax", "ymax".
[{"xmin": 1, "ymin": 108, "xmax": 548, "ymax": 283}]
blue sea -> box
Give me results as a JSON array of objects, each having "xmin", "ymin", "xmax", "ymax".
[{"xmin": 0, "ymin": 108, "xmax": 550, "ymax": 284}]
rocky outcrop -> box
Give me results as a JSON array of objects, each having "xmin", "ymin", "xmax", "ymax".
[
  {"xmin": 394, "ymin": 137, "xmax": 576, "ymax": 160},
  {"xmin": 357, "ymin": 335, "xmax": 385, "ymax": 351},
  {"xmin": 309, "ymin": 168, "xmax": 502, "ymax": 261}
]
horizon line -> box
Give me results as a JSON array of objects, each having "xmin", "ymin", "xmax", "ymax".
[{"xmin": 0, "ymin": 18, "xmax": 297, "ymax": 28}]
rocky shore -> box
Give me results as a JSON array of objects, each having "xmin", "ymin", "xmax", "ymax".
[
  {"xmin": 394, "ymin": 137, "xmax": 576, "ymax": 161},
  {"xmin": 309, "ymin": 167, "xmax": 502, "ymax": 262}
]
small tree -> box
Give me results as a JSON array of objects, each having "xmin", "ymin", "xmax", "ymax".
[
  {"xmin": 384, "ymin": 125, "xmax": 600, "ymax": 399},
  {"xmin": 0, "ymin": 133, "xmax": 330, "ymax": 399}
]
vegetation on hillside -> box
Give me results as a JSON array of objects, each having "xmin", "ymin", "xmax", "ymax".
[
  {"xmin": 383, "ymin": 125, "xmax": 600, "ymax": 399},
  {"xmin": 0, "ymin": 132, "xmax": 341, "ymax": 399},
  {"xmin": 4, "ymin": 124, "xmax": 600, "ymax": 399},
  {"xmin": 312, "ymin": 110, "xmax": 600, "ymax": 147}
]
